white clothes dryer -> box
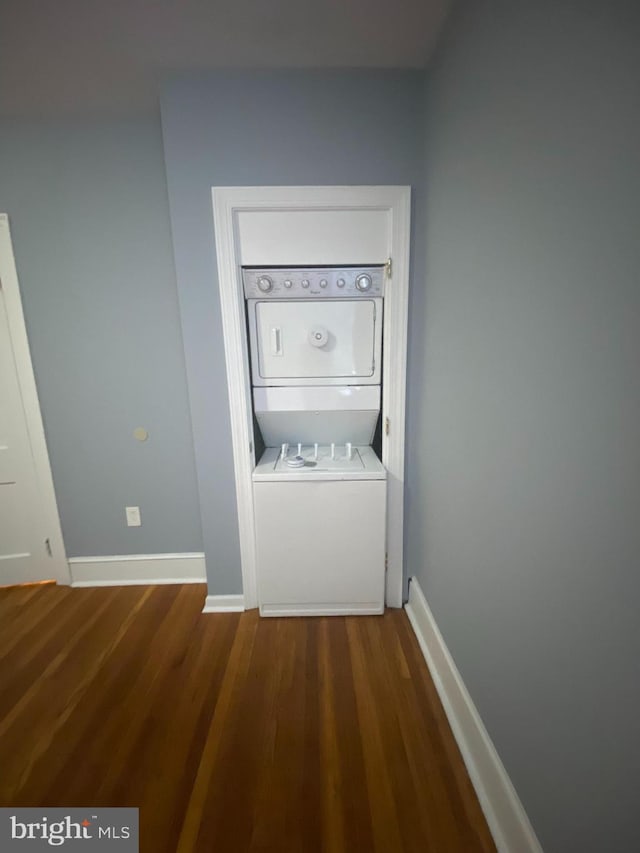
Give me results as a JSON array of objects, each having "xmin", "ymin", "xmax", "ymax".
[{"xmin": 244, "ymin": 266, "xmax": 384, "ymax": 387}]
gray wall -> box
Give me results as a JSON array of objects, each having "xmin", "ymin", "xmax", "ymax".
[
  {"xmin": 160, "ymin": 70, "xmax": 425, "ymax": 594},
  {"xmin": 407, "ymin": 1, "xmax": 640, "ymax": 850},
  {"xmin": 0, "ymin": 116, "xmax": 202, "ymax": 557}
]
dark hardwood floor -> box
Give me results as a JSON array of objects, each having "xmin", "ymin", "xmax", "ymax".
[{"xmin": 0, "ymin": 583, "xmax": 495, "ymax": 852}]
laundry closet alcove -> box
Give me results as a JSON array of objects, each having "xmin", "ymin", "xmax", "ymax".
[{"xmin": 212, "ymin": 186, "xmax": 410, "ymax": 613}]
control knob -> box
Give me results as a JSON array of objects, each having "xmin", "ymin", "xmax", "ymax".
[
  {"xmin": 355, "ymin": 273, "xmax": 372, "ymax": 292},
  {"xmin": 301, "ymin": 279, "xmax": 310, "ymax": 288},
  {"xmin": 257, "ymin": 276, "xmax": 273, "ymax": 293}
]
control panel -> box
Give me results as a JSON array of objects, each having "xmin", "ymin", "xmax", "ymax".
[{"xmin": 242, "ymin": 266, "xmax": 385, "ymax": 299}]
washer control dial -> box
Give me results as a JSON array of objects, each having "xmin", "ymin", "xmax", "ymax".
[
  {"xmin": 257, "ymin": 276, "xmax": 273, "ymax": 293},
  {"xmin": 355, "ymin": 273, "xmax": 373, "ymax": 292},
  {"xmin": 284, "ymin": 279, "xmax": 293, "ymax": 288},
  {"xmin": 320, "ymin": 278, "xmax": 328, "ymax": 288},
  {"xmin": 301, "ymin": 279, "xmax": 310, "ymax": 288},
  {"xmin": 337, "ymin": 278, "xmax": 346, "ymax": 288}
]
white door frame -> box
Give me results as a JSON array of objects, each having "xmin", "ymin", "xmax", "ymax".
[
  {"xmin": 0, "ymin": 214, "xmax": 69, "ymax": 584},
  {"xmin": 212, "ymin": 186, "xmax": 410, "ymax": 609}
]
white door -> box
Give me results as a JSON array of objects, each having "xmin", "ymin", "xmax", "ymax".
[
  {"xmin": 250, "ymin": 299, "xmax": 382, "ymax": 385},
  {"xmin": 0, "ymin": 215, "xmax": 68, "ymax": 586}
]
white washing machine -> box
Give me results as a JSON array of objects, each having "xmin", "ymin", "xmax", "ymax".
[{"xmin": 243, "ymin": 266, "xmax": 387, "ymax": 617}]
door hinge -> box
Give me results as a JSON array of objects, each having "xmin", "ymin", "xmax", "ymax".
[
  {"xmin": 385, "ymin": 417, "xmax": 390, "ymax": 436},
  {"xmin": 385, "ymin": 258, "xmax": 392, "ymax": 278},
  {"xmin": 249, "ymin": 441, "xmax": 253, "ymax": 454},
  {"xmin": 45, "ymin": 538, "xmax": 52, "ymax": 557},
  {"xmin": 385, "ymin": 552, "xmax": 389, "ymax": 572}
]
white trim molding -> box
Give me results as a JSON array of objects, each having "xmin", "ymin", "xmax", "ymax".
[
  {"xmin": 202, "ymin": 594, "xmax": 245, "ymax": 613},
  {"xmin": 405, "ymin": 577, "xmax": 543, "ymax": 853},
  {"xmin": 211, "ymin": 186, "xmax": 410, "ymax": 611},
  {"xmin": 380, "ymin": 188, "xmax": 411, "ymax": 608},
  {"xmin": 211, "ymin": 188, "xmax": 259, "ymax": 610},
  {"xmin": 69, "ymin": 553, "xmax": 206, "ymax": 587},
  {"xmin": 0, "ymin": 214, "xmax": 70, "ymax": 584}
]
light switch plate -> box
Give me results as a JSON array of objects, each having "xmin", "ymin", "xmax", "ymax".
[{"xmin": 126, "ymin": 506, "xmax": 141, "ymax": 527}]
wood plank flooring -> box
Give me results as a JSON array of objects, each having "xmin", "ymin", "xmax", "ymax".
[{"xmin": 0, "ymin": 583, "xmax": 495, "ymax": 852}]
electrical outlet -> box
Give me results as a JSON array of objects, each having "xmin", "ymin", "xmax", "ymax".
[{"xmin": 126, "ymin": 506, "xmax": 141, "ymax": 527}]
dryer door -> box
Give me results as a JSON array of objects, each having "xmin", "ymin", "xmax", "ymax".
[{"xmin": 249, "ymin": 299, "xmax": 381, "ymax": 386}]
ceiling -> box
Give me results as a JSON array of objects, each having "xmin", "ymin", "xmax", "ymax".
[{"xmin": 0, "ymin": 0, "xmax": 452, "ymax": 117}]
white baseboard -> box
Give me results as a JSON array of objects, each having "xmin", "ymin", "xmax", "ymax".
[
  {"xmin": 69, "ymin": 553, "xmax": 206, "ymax": 587},
  {"xmin": 202, "ymin": 594, "xmax": 245, "ymax": 613},
  {"xmin": 405, "ymin": 577, "xmax": 543, "ymax": 853}
]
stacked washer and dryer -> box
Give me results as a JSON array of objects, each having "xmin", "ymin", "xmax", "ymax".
[{"xmin": 243, "ymin": 265, "xmax": 387, "ymax": 616}]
